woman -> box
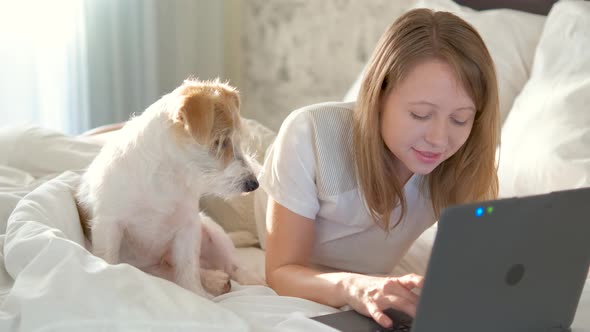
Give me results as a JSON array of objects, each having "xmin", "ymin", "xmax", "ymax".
[{"xmin": 258, "ymin": 8, "xmax": 499, "ymax": 329}]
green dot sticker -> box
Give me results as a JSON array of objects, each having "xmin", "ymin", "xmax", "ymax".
[{"xmin": 487, "ymin": 206, "xmax": 494, "ymax": 214}]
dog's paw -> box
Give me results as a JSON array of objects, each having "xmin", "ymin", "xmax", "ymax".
[
  {"xmin": 174, "ymin": 269, "xmax": 213, "ymax": 299},
  {"xmin": 201, "ymin": 269, "xmax": 231, "ymax": 296}
]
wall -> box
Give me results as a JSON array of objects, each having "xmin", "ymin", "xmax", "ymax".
[{"xmin": 224, "ymin": 0, "xmax": 410, "ymax": 131}]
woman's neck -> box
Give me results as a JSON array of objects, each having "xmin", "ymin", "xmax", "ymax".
[{"xmin": 392, "ymin": 158, "xmax": 414, "ymax": 186}]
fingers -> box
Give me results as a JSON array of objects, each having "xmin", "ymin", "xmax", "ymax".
[
  {"xmin": 366, "ymin": 295, "xmax": 416, "ymax": 328},
  {"xmin": 383, "ymin": 278, "xmax": 419, "ymax": 306},
  {"xmin": 381, "ymin": 294, "xmax": 418, "ymax": 317},
  {"xmin": 367, "ymin": 303, "xmax": 393, "ymax": 328},
  {"xmin": 381, "ymin": 275, "xmax": 425, "ymax": 318},
  {"xmin": 344, "ymin": 274, "xmax": 424, "ymax": 328},
  {"xmin": 397, "ymin": 273, "xmax": 425, "ymax": 290}
]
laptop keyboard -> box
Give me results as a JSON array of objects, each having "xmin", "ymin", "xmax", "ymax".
[
  {"xmin": 376, "ymin": 308, "xmax": 413, "ymax": 332},
  {"xmin": 374, "ymin": 322, "xmax": 412, "ymax": 332}
]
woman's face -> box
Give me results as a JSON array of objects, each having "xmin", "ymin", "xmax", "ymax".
[{"xmin": 380, "ymin": 59, "xmax": 476, "ymax": 181}]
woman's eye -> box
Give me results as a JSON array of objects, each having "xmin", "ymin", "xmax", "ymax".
[
  {"xmin": 410, "ymin": 112, "xmax": 430, "ymax": 120},
  {"xmin": 451, "ymin": 118, "xmax": 468, "ymax": 126}
]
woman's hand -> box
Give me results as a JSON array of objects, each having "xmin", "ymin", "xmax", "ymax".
[{"xmin": 340, "ymin": 273, "xmax": 424, "ymax": 328}]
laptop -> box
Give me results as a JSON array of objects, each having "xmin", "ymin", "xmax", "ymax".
[{"xmin": 311, "ymin": 187, "xmax": 590, "ymax": 332}]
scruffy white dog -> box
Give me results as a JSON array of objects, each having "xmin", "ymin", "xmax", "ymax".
[{"xmin": 77, "ymin": 78, "xmax": 264, "ymax": 298}]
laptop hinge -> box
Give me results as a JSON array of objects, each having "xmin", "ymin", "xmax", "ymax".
[{"xmin": 548, "ymin": 326, "xmax": 571, "ymax": 332}]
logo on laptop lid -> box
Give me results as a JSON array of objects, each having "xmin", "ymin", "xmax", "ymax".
[{"xmin": 505, "ymin": 264, "xmax": 525, "ymax": 286}]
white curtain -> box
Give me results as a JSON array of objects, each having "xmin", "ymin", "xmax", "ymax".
[{"xmin": 0, "ymin": 0, "xmax": 225, "ymax": 135}]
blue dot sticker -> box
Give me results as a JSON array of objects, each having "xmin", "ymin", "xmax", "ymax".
[{"xmin": 475, "ymin": 207, "xmax": 484, "ymax": 217}]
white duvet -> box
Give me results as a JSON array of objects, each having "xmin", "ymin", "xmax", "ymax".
[
  {"xmin": 0, "ymin": 126, "xmax": 339, "ymax": 332},
  {"xmin": 0, "ymin": 126, "xmax": 588, "ymax": 331}
]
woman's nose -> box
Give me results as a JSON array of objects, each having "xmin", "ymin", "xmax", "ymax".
[{"xmin": 425, "ymin": 119, "xmax": 448, "ymax": 147}]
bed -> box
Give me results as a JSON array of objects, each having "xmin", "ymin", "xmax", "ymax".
[{"xmin": 1, "ymin": 0, "xmax": 589, "ymax": 331}]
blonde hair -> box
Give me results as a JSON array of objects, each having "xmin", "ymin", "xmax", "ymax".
[{"xmin": 353, "ymin": 8, "xmax": 500, "ymax": 229}]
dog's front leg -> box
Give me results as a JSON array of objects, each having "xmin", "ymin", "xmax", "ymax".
[
  {"xmin": 200, "ymin": 213, "xmax": 266, "ymax": 286},
  {"xmin": 171, "ymin": 216, "xmax": 211, "ymax": 298},
  {"xmin": 91, "ymin": 217, "xmax": 123, "ymax": 265}
]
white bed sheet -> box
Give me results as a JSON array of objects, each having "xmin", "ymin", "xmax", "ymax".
[{"xmin": 0, "ymin": 126, "xmax": 588, "ymax": 331}]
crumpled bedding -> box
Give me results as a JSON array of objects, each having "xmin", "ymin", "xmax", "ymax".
[
  {"xmin": 1, "ymin": 171, "xmax": 340, "ymax": 332},
  {"xmin": 0, "ymin": 126, "xmax": 339, "ymax": 331}
]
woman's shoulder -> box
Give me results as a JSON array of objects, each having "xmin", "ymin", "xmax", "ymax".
[
  {"xmin": 277, "ymin": 101, "xmax": 355, "ymax": 149},
  {"xmin": 298, "ymin": 101, "xmax": 358, "ymax": 198},
  {"xmin": 301, "ymin": 100, "xmax": 355, "ymax": 114},
  {"xmin": 269, "ymin": 101, "xmax": 358, "ymax": 199},
  {"xmin": 281, "ymin": 101, "xmax": 355, "ymax": 132}
]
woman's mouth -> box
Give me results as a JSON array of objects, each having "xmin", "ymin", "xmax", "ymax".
[{"xmin": 412, "ymin": 148, "xmax": 442, "ymax": 164}]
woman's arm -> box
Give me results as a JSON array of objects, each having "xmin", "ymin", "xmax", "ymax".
[
  {"xmin": 265, "ymin": 199, "xmax": 424, "ymax": 328},
  {"xmin": 265, "ymin": 199, "xmax": 354, "ymax": 307}
]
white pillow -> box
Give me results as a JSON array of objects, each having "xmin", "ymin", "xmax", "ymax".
[
  {"xmin": 343, "ymin": 0, "xmax": 546, "ymax": 126},
  {"xmin": 498, "ymin": 1, "xmax": 590, "ymax": 197}
]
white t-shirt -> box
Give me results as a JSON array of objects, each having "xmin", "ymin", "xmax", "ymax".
[{"xmin": 258, "ymin": 101, "xmax": 436, "ymax": 275}]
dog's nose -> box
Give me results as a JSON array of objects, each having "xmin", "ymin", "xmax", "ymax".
[{"xmin": 243, "ymin": 178, "xmax": 259, "ymax": 192}]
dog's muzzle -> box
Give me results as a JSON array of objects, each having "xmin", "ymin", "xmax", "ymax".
[{"xmin": 242, "ymin": 176, "xmax": 259, "ymax": 192}]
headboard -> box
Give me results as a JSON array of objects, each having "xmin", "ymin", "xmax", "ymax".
[{"xmin": 455, "ymin": 0, "xmax": 559, "ymax": 15}]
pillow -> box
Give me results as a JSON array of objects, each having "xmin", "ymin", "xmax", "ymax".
[
  {"xmin": 0, "ymin": 125, "xmax": 103, "ymax": 234},
  {"xmin": 0, "ymin": 125, "xmax": 101, "ymax": 176},
  {"xmin": 200, "ymin": 117, "xmax": 276, "ymax": 243},
  {"xmin": 498, "ymin": 1, "xmax": 590, "ymax": 197},
  {"xmin": 390, "ymin": 223, "xmax": 437, "ymax": 277},
  {"xmin": 343, "ymin": 0, "xmax": 547, "ymax": 126}
]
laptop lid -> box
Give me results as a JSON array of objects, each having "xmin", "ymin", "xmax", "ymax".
[{"xmin": 412, "ymin": 187, "xmax": 590, "ymax": 332}]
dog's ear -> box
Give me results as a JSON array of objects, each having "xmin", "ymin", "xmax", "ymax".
[
  {"xmin": 177, "ymin": 94, "xmax": 215, "ymax": 145},
  {"xmin": 223, "ymin": 88, "xmax": 240, "ymax": 111}
]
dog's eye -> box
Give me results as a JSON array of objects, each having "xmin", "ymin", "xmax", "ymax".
[{"xmin": 214, "ymin": 138, "xmax": 230, "ymax": 149}]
